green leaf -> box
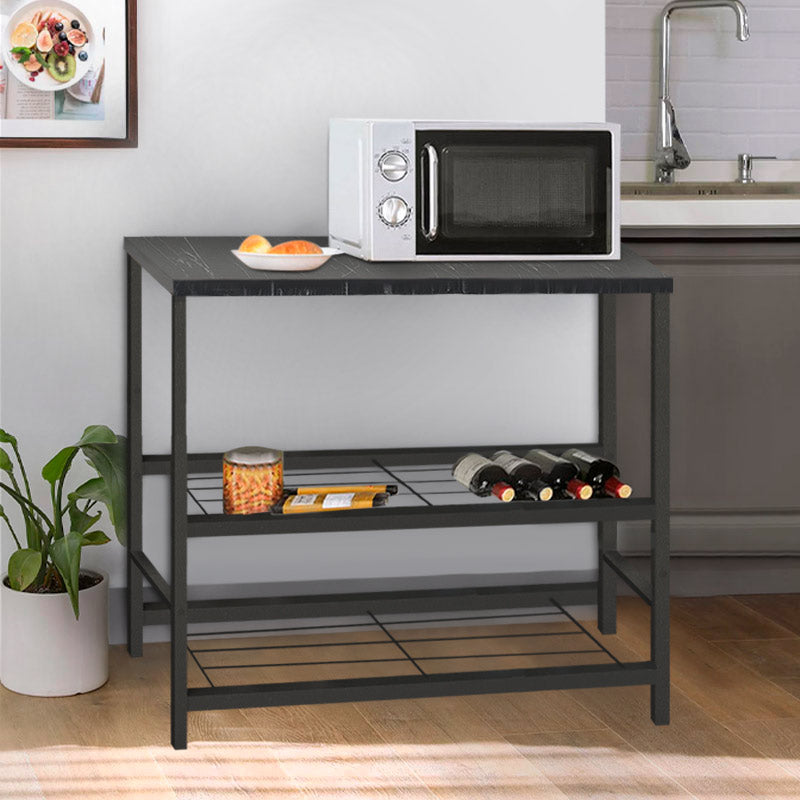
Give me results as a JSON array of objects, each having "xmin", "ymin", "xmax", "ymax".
[
  {"xmin": 67, "ymin": 495, "xmax": 101, "ymax": 535},
  {"xmin": 8, "ymin": 549, "xmax": 42, "ymax": 591},
  {"xmin": 0, "ymin": 430, "xmax": 18, "ymax": 448},
  {"xmin": 10, "ymin": 46, "xmax": 31, "ymax": 61},
  {"xmin": 82, "ymin": 436, "xmax": 127, "ymax": 545},
  {"xmin": 0, "ymin": 448, "xmax": 13, "ymax": 474},
  {"xmin": 42, "ymin": 446, "xmax": 78, "ymax": 485},
  {"xmin": 77, "ymin": 426, "xmax": 117, "ymax": 447},
  {"xmin": 24, "ymin": 515, "xmax": 43, "ymax": 551},
  {"xmin": 73, "ymin": 477, "xmax": 110, "ymax": 504},
  {"xmin": 50, "ymin": 532, "xmax": 83, "ymax": 618},
  {"xmin": 81, "ymin": 530, "xmax": 110, "ymax": 546},
  {"xmin": 34, "ymin": 51, "xmax": 47, "ymax": 68}
]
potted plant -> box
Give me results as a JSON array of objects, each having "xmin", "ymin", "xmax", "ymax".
[{"xmin": 0, "ymin": 425, "xmax": 125, "ymax": 696}]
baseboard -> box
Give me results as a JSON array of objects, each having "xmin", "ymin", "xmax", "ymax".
[
  {"xmin": 617, "ymin": 556, "xmax": 800, "ymax": 598},
  {"xmin": 619, "ymin": 515, "xmax": 800, "ymax": 556}
]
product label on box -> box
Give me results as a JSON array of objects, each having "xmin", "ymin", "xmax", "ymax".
[
  {"xmin": 288, "ymin": 494, "xmax": 318, "ymax": 507},
  {"xmin": 322, "ymin": 492, "xmax": 356, "ymax": 509}
]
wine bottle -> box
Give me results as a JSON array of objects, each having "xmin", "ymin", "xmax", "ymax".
[
  {"xmin": 560, "ymin": 449, "xmax": 632, "ymax": 499},
  {"xmin": 452, "ymin": 453, "xmax": 515, "ymax": 502},
  {"xmin": 523, "ymin": 449, "xmax": 593, "ymax": 500},
  {"xmin": 491, "ymin": 450, "xmax": 553, "ymax": 502}
]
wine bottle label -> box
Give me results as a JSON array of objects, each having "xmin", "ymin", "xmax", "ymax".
[
  {"xmin": 562, "ymin": 448, "xmax": 595, "ymax": 466},
  {"xmin": 452, "ymin": 453, "xmax": 492, "ymax": 486},
  {"xmin": 524, "ymin": 449, "xmax": 563, "ymax": 472},
  {"xmin": 492, "ymin": 451, "xmax": 531, "ymax": 474}
]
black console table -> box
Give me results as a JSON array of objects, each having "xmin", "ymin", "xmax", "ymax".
[{"xmin": 124, "ymin": 237, "xmax": 672, "ymax": 749}]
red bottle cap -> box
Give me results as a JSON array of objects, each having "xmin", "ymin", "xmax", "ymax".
[
  {"xmin": 491, "ymin": 482, "xmax": 515, "ymax": 502},
  {"xmin": 604, "ymin": 476, "xmax": 632, "ymax": 499},
  {"xmin": 566, "ymin": 478, "xmax": 593, "ymax": 500}
]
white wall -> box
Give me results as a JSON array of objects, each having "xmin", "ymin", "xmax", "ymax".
[{"xmin": 0, "ymin": 0, "xmax": 606, "ymax": 642}]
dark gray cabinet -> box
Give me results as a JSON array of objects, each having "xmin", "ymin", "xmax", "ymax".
[{"xmin": 618, "ymin": 232, "xmax": 800, "ymax": 555}]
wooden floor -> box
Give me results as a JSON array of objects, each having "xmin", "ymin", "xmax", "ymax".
[{"xmin": 2, "ymin": 594, "xmax": 800, "ymax": 799}]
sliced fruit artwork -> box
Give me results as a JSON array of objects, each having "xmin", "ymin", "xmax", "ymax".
[
  {"xmin": 238, "ymin": 236, "xmax": 324, "ymax": 256},
  {"xmin": 8, "ymin": 7, "xmax": 89, "ymax": 85}
]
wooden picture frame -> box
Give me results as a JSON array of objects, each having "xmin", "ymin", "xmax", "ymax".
[{"xmin": 0, "ymin": 0, "xmax": 137, "ymax": 147}]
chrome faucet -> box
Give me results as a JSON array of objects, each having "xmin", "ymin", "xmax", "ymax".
[{"xmin": 655, "ymin": 0, "xmax": 750, "ymax": 183}]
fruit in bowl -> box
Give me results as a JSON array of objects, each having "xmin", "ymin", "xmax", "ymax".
[
  {"xmin": 268, "ymin": 240, "xmax": 323, "ymax": 255},
  {"xmin": 238, "ymin": 235, "xmax": 272, "ymax": 254}
]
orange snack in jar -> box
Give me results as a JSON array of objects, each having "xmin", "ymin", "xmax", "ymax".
[{"xmin": 223, "ymin": 446, "xmax": 283, "ymax": 514}]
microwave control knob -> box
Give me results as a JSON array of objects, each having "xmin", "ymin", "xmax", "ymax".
[
  {"xmin": 378, "ymin": 196, "xmax": 410, "ymax": 227},
  {"xmin": 378, "ymin": 151, "xmax": 409, "ymax": 182}
]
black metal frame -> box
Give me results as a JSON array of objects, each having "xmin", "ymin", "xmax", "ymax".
[{"xmin": 126, "ymin": 255, "xmax": 670, "ymax": 749}]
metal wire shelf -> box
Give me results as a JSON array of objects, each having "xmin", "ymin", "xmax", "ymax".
[{"xmin": 185, "ymin": 599, "xmax": 623, "ymax": 690}]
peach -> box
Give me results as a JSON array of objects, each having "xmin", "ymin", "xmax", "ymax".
[
  {"xmin": 268, "ymin": 240, "xmax": 323, "ymax": 255},
  {"xmin": 238, "ymin": 235, "xmax": 271, "ymax": 254}
]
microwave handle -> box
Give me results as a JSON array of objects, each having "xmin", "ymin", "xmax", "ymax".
[{"xmin": 421, "ymin": 143, "xmax": 439, "ymax": 241}]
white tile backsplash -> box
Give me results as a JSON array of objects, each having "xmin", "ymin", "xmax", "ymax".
[{"xmin": 607, "ymin": 0, "xmax": 800, "ymax": 160}]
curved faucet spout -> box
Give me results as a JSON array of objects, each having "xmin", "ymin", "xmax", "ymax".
[{"xmin": 655, "ymin": 0, "xmax": 750, "ymax": 183}]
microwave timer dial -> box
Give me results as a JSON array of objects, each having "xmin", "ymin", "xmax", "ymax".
[
  {"xmin": 377, "ymin": 196, "xmax": 410, "ymax": 227},
  {"xmin": 378, "ymin": 151, "xmax": 409, "ymax": 182}
]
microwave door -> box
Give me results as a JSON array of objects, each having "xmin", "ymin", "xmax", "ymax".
[{"xmin": 415, "ymin": 130, "xmax": 612, "ymax": 257}]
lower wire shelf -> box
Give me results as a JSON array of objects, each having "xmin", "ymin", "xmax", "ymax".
[{"xmin": 184, "ymin": 599, "xmax": 655, "ymax": 711}]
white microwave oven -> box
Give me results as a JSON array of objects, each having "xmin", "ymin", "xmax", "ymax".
[{"xmin": 328, "ymin": 119, "xmax": 621, "ymax": 262}]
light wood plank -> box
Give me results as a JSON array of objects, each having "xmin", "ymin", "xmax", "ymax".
[
  {"xmin": 671, "ymin": 596, "xmax": 797, "ymax": 641},
  {"xmin": 734, "ymin": 595, "xmax": 800, "ymax": 638},
  {"xmin": 241, "ymin": 702, "xmax": 437, "ymax": 799},
  {"xmin": 357, "ymin": 697, "xmax": 569, "ymax": 800},
  {"xmin": 715, "ymin": 638, "xmax": 800, "ymax": 679},
  {"xmin": 464, "ymin": 691, "xmax": 607, "ymax": 737},
  {"xmin": 505, "ymin": 729, "xmax": 692, "ymax": 800},
  {"xmin": 613, "ymin": 596, "xmax": 800, "ymax": 724},
  {"xmin": 726, "ymin": 719, "xmax": 800, "ymax": 781},
  {"xmin": 773, "ymin": 678, "xmax": 800, "ymax": 701}
]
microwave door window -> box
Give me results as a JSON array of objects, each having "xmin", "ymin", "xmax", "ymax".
[
  {"xmin": 443, "ymin": 146, "xmax": 596, "ymax": 239},
  {"xmin": 415, "ymin": 131, "xmax": 611, "ymax": 256}
]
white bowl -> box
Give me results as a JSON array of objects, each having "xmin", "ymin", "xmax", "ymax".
[
  {"xmin": 232, "ymin": 247, "xmax": 341, "ymax": 272},
  {"xmin": 2, "ymin": 2, "xmax": 95, "ymax": 92}
]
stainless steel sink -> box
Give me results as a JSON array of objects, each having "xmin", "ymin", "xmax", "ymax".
[{"xmin": 622, "ymin": 182, "xmax": 800, "ymax": 197}]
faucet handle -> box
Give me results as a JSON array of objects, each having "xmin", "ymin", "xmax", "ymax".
[{"xmin": 738, "ymin": 153, "xmax": 777, "ymax": 184}]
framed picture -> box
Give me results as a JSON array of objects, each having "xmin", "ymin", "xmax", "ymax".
[{"xmin": 0, "ymin": 0, "xmax": 136, "ymax": 147}]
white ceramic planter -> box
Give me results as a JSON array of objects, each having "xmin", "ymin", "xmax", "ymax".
[{"xmin": 1, "ymin": 569, "xmax": 108, "ymax": 696}]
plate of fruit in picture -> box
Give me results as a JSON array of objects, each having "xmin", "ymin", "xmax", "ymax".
[
  {"xmin": 3, "ymin": 2, "xmax": 94, "ymax": 92},
  {"xmin": 232, "ymin": 237, "xmax": 342, "ymax": 272}
]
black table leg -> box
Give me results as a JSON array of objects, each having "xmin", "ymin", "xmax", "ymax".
[
  {"xmin": 127, "ymin": 256, "xmax": 144, "ymax": 658},
  {"xmin": 171, "ymin": 295, "xmax": 189, "ymax": 749},
  {"xmin": 597, "ymin": 294, "xmax": 618, "ymax": 634},
  {"xmin": 650, "ymin": 292, "xmax": 670, "ymax": 724}
]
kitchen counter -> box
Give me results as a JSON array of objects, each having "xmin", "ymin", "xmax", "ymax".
[{"xmin": 622, "ymin": 197, "xmax": 800, "ymax": 229}]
